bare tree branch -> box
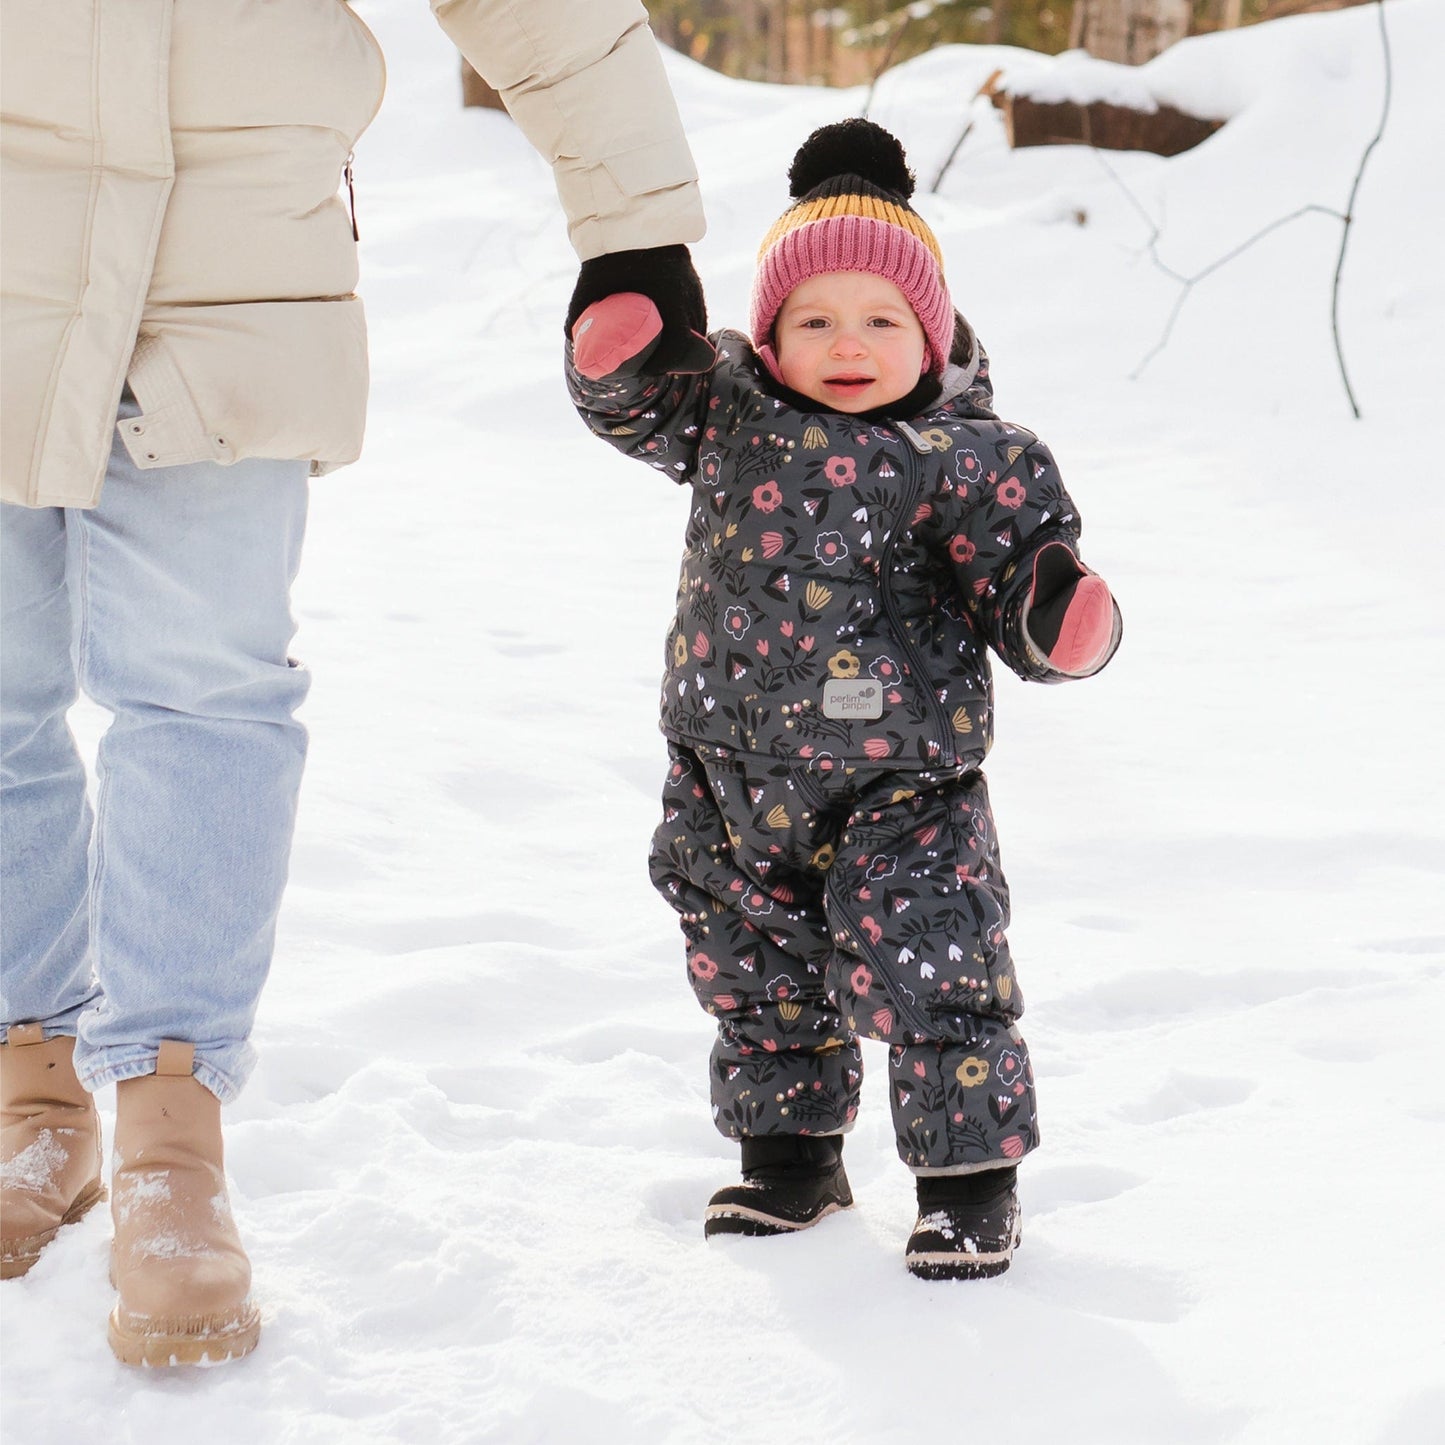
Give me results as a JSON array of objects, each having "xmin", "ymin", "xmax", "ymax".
[{"xmin": 1103, "ymin": 0, "xmax": 1393, "ymax": 416}]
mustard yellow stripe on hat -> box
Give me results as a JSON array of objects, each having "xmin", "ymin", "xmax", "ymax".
[{"xmin": 757, "ymin": 194, "xmax": 943, "ymax": 263}]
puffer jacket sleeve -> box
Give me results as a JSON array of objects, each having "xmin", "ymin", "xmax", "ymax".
[
  {"xmin": 926, "ymin": 433, "xmax": 1092, "ymax": 683},
  {"xmin": 565, "ymin": 344, "xmax": 715, "ymax": 486},
  {"xmin": 430, "ymin": 0, "xmax": 705, "ymax": 259}
]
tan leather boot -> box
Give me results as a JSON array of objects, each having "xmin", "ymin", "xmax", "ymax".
[
  {"xmin": 108, "ymin": 1042, "xmax": 260, "ymax": 1366},
  {"xmin": 1, "ymin": 1024, "xmax": 105, "ymax": 1279}
]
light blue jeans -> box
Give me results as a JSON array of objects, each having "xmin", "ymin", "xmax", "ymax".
[{"xmin": 0, "ymin": 394, "xmax": 309, "ymax": 1101}]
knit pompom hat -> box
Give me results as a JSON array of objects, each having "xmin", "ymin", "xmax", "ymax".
[{"xmin": 750, "ymin": 118, "xmax": 953, "ymax": 380}]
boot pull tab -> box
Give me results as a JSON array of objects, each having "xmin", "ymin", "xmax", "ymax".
[{"xmin": 154, "ymin": 1041, "xmax": 196, "ymax": 1077}]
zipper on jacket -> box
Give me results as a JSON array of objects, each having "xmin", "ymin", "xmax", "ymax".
[
  {"xmin": 877, "ymin": 440, "xmax": 956, "ymax": 770},
  {"xmin": 345, "ymin": 152, "xmax": 359, "ymax": 241}
]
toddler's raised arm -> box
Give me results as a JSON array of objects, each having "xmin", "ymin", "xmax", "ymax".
[{"xmin": 565, "ymin": 245, "xmax": 717, "ymax": 483}]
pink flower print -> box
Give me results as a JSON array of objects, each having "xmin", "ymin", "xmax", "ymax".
[
  {"xmin": 713, "ymin": 993, "xmax": 736, "ymax": 1010},
  {"xmin": 863, "ymin": 737, "xmax": 892, "ymax": 760},
  {"xmin": 761, "ymin": 531, "xmax": 785, "ymax": 558},
  {"xmin": 814, "ymin": 532, "xmax": 849, "ymax": 567},
  {"xmin": 1000, "ymin": 1135, "xmax": 1025, "ymax": 1159},
  {"xmin": 865, "ymin": 854, "xmax": 897, "ymax": 881},
  {"xmin": 915, "ymin": 823, "xmax": 939, "ymax": 848},
  {"xmin": 723, "ymin": 606, "xmax": 750, "ymax": 640},
  {"xmin": 692, "ymin": 631, "xmax": 710, "ymax": 659},
  {"xmin": 996, "ymin": 1049, "xmax": 1024, "ymax": 1086},
  {"xmin": 700, "ymin": 450, "xmax": 723, "ymax": 484},
  {"xmin": 871, "ymin": 1007, "xmax": 895, "ymax": 1036},
  {"xmin": 996, "ymin": 477, "xmax": 1027, "ymax": 510},
  {"xmin": 850, "ymin": 965, "xmax": 873, "ymax": 996},
  {"xmin": 859, "ymin": 915, "xmax": 883, "ymax": 945},
  {"xmin": 955, "ymin": 449, "xmax": 981, "ymax": 485},
  {"xmin": 913, "ymin": 1060, "xmax": 927, "ymax": 1078},
  {"xmin": 689, "ymin": 952, "xmax": 719, "ymax": 981},
  {"xmin": 824, "ymin": 455, "xmax": 856, "ymax": 488},
  {"xmin": 869, "ymin": 656, "xmax": 900, "ymax": 683},
  {"xmin": 780, "ymin": 619, "xmax": 793, "ymax": 637},
  {"xmin": 912, "ymin": 502, "xmax": 933, "ymax": 525},
  {"xmin": 752, "ymin": 480, "xmax": 783, "ymax": 513},
  {"xmin": 755, "ymin": 639, "xmax": 769, "ymax": 656},
  {"xmin": 762, "ymin": 1038, "xmax": 778, "ymax": 1052},
  {"xmin": 798, "ymin": 635, "xmax": 814, "ymax": 651},
  {"xmin": 949, "ymin": 534, "xmax": 976, "ymax": 565},
  {"xmin": 767, "ymin": 974, "xmax": 798, "ymax": 1001}
]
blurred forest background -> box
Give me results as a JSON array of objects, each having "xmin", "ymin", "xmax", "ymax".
[{"xmin": 642, "ymin": 0, "xmax": 1377, "ymax": 81}]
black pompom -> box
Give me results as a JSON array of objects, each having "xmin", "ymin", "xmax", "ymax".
[{"xmin": 787, "ymin": 118, "xmax": 915, "ymax": 200}]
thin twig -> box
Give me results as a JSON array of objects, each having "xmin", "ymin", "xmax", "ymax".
[
  {"xmin": 1330, "ymin": 0, "xmax": 1393, "ymax": 418},
  {"xmin": 861, "ymin": 11, "xmax": 916, "ymax": 119},
  {"xmin": 1108, "ymin": 0, "xmax": 1393, "ymax": 414}
]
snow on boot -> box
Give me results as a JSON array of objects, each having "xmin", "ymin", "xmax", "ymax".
[
  {"xmin": 108, "ymin": 1043, "xmax": 259, "ymax": 1366},
  {"xmin": 1, "ymin": 1025, "xmax": 105, "ymax": 1279},
  {"xmin": 906, "ymin": 1166, "xmax": 1021, "ymax": 1281},
  {"xmin": 704, "ymin": 1135, "xmax": 853, "ymax": 1237}
]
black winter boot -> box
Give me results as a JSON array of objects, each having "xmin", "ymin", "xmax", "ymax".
[
  {"xmin": 704, "ymin": 1135, "xmax": 853, "ymax": 1238},
  {"xmin": 906, "ymin": 1166, "xmax": 1021, "ymax": 1280}
]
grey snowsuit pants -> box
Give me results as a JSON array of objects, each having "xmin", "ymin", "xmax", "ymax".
[{"xmin": 650, "ymin": 742, "xmax": 1039, "ymax": 1171}]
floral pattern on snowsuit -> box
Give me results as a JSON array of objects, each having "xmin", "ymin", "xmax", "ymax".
[{"xmin": 568, "ymin": 328, "xmax": 1092, "ymax": 1169}]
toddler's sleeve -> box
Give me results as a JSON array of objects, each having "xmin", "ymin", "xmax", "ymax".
[
  {"xmin": 566, "ymin": 346, "xmax": 715, "ymax": 485},
  {"xmin": 930, "ymin": 434, "xmax": 1106, "ymax": 681}
]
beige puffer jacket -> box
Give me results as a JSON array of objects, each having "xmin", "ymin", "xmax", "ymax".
[{"xmin": 0, "ymin": 0, "xmax": 704, "ymax": 509}]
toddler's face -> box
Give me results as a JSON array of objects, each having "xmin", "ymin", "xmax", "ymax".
[{"xmin": 773, "ymin": 271, "xmax": 927, "ymax": 413}]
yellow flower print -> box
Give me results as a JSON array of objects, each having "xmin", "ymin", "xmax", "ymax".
[
  {"xmin": 803, "ymin": 424, "xmax": 829, "ymax": 449},
  {"xmin": 810, "ymin": 843, "xmax": 836, "ymax": 871},
  {"xmin": 919, "ymin": 427, "xmax": 953, "ymax": 451},
  {"xmin": 828, "ymin": 649, "xmax": 861, "ymax": 679},
  {"xmin": 955, "ymin": 1056, "xmax": 990, "ymax": 1088},
  {"xmin": 777, "ymin": 1000, "xmax": 802, "ymax": 1021},
  {"xmin": 674, "ymin": 634, "xmax": 688, "ymax": 667}
]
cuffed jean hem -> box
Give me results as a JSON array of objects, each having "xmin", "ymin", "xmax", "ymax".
[
  {"xmin": 0, "ymin": 996, "xmax": 93, "ymax": 1043},
  {"xmin": 74, "ymin": 1042, "xmax": 254, "ymax": 1104}
]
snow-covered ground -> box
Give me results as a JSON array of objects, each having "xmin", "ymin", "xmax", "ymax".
[{"xmin": 3, "ymin": 2, "xmax": 1441, "ymax": 1441}]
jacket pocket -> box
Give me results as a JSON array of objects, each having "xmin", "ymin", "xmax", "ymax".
[{"xmin": 601, "ymin": 134, "xmax": 698, "ymax": 197}]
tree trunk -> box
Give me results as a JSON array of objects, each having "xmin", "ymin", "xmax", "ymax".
[{"xmin": 1072, "ymin": 0, "xmax": 1192, "ymax": 64}]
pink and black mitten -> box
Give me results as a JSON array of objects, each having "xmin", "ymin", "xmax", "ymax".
[
  {"xmin": 567, "ymin": 243, "xmax": 713, "ymax": 380},
  {"xmin": 1022, "ymin": 542, "xmax": 1121, "ymax": 678}
]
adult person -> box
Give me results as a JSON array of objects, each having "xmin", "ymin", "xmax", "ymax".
[{"xmin": 0, "ymin": 0, "xmax": 705, "ymax": 1367}]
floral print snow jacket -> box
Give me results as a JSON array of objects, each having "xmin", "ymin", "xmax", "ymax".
[{"xmin": 568, "ymin": 326, "xmax": 1091, "ymax": 772}]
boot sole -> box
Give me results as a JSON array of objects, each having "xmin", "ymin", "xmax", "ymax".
[
  {"xmin": 704, "ymin": 1197, "xmax": 852, "ymax": 1237},
  {"xmin": 0, "ymin": 1178, "xmax": 107, "ymax": 1280},
  {"xmin": 107, "ymin": 1304, "xmax": 261, "ymax": 1367},
  {"xmin": 906, "ymin": 1219, "xmax": 1022, "ymax": 1281}
]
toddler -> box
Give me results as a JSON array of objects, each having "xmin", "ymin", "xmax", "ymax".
[{"xmin": 566, "ymin": 119, "xmax": 1120, "ymax": 1279}]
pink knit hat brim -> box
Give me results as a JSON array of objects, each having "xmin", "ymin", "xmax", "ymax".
[{"xmin": 749, "ymin": 215, "xmax": 953, "ymax": 374}]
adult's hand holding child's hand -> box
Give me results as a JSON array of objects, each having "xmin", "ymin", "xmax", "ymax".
[
  {"xmin": 566, "ymin": 244, "xmax": 713, "ymax": 379},
  {"xmin": 1023, "ymin": 541, "xmax": 1121, "ymax": 677}
]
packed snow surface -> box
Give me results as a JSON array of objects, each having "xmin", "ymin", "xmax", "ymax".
[{"xmin": 3, "ymin": 2, "xmax": 1440, "ymax": 1442}]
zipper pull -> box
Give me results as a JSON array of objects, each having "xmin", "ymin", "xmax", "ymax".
[
  {"xmin": 344, "ymin": 151, "xmax": 359, "ymax": 241},
  {"xmin": 895, "ymin": 420, "xmax": 934, "ymax": 455}
]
